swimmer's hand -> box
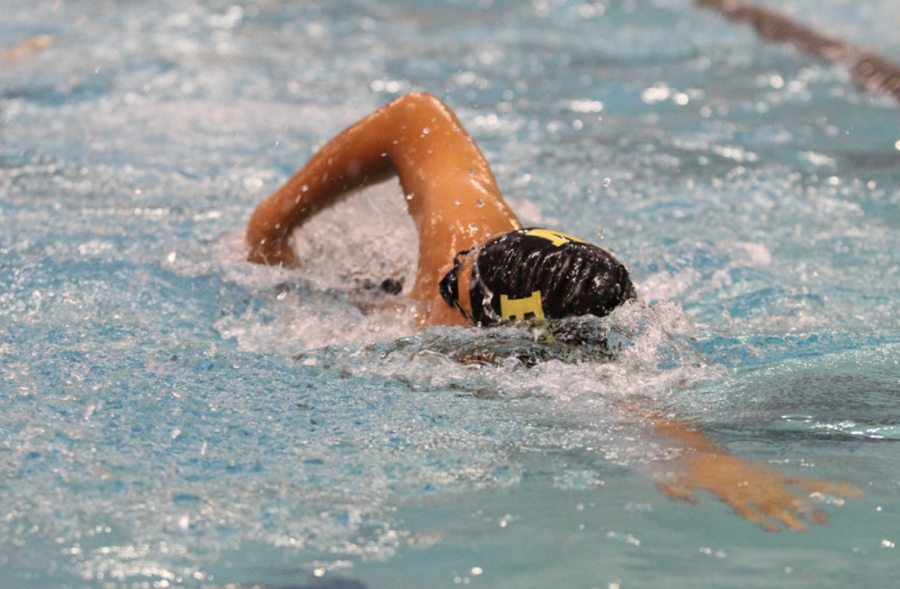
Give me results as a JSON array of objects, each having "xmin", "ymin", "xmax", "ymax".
[
  {"xmin": 245, "ymin": 189, "xmax": 305, "ymax": 267},
  {"xmin": 656, "ymin": 447, "xmax": 861, "ymax": 532},
  {"xmin": 625, "ymin": 403, "xmax": 862, "ymax": 531},
  {"xmin": 246, "ymin": 239, "xmax": 299, "ymax": 267}
]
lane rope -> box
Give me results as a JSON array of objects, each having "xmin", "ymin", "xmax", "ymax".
[{"xmin": 694, "ymin": 0, "xmax": 900, "ymax": 103}]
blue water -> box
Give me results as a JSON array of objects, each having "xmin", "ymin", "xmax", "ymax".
[{"xmin": 3, "ymin": 0, "xmax": 900, "ymax": 587}]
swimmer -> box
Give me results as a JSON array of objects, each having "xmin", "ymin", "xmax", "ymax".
[
  {"xmin": 246, "ymin": 92, "xmax": 858, "ymax": 530},
  {"xmin": 246, "ymin": 92, "xmax": 634, "ymax": 328}
]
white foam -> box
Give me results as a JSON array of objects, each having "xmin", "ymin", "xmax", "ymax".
[{"xmin": 215, "ymin": 180, "xmax": 419, "ymax": 351}]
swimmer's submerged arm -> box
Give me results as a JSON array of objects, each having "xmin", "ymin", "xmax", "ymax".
[
  {"xmin": 625, "ymin": 403, "xmax": 860, "ymax": 531},
  {"xmin": 246, "ymin": 92, "xmax": 519, "ymax": 273}
]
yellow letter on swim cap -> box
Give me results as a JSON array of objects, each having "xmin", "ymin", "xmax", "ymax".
[
  {"xmin": 500, "ymin": 291, "xmax": 545, "ymax": 321},
  {"xmin": 524, "ymin": 228, "xmax": 588, "ymax": 247}
]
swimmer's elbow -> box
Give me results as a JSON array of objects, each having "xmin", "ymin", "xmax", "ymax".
[{"xmin": 391, "ymin": 91, "xmax": 452, "ymax": 114}]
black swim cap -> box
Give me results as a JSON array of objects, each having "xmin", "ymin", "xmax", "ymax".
[{"xmin": 441, "ymin": 227, "xmax": 635, "ymax": 326}]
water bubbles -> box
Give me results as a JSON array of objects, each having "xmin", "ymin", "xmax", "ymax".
[
  {"xmin": 605, "ymin": 531, "xmax": 642, "ymax": 547},
  {"xmin": 207, "ymin": 5, "xmax": 245, "ymax": 29},
  {"xmin": 562, "ymin": 99, "xmax": 604, "ymax": 114},
  {"xmin": 641, "ymin": 83, "xmax": 671, "ymax": 104},
  {"xmin": 640, "ymin": 83, "xmax": 704, "ymax": 106},
  {"xmin": 475, "ymin": 199, "xmax": 484, "ymax": 207},
  {"xmin": 369, "ymin": 79, "xmax": 408, "ymax": 93},
  {"xmin": 699, "ymin": 546, "xmax": 728, "ymax": 559}
]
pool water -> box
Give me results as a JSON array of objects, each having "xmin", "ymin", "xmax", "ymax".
[{"xmin": 3, "ymin": 0, "xmax": 900, "ymax": 587}]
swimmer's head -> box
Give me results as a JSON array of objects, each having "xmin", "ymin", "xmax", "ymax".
[{"xmin": 440, "ymin": 227, "xmax": 635, "ymax": 326}]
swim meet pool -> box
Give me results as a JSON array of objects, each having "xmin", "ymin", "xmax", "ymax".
[{"xmin": 3, "ymin": 0, "xmax": 900, "ymax": 587}]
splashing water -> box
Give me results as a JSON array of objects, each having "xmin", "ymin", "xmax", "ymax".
[{"xmin": 4, "ymin": 0, "xmax": 900, "ymax": 587}]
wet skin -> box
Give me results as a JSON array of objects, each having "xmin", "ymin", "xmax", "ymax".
[{"xmin": 246, "ymin": 92, "xmax": 520, "ymax": 326}]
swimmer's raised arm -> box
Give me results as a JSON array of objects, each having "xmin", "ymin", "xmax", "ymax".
[
  {"xmin": 246, "ymin": 92, "xmax": 521, "ymax": 306},
  {"xmin": 247, "ymin": 93, "xmax": 634, "ymax": 328}
]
